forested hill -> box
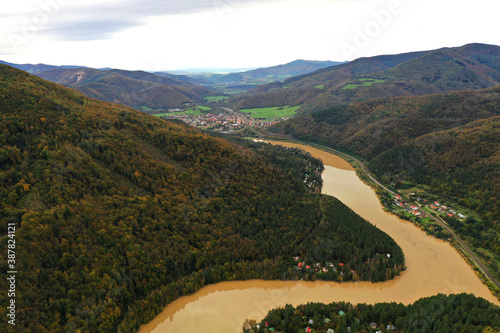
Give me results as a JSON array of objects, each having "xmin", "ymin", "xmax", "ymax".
[
  {"xmin": 269, "ymin": 86, "xmax": 500, "ymax": 279},
  {"xmin": 35, "ymin": 66, "xmax": 214, "ymax": 110},
  {"xmin": 0, "ymin": 64, "xmax": 404, "ymax": 332},
  {"xmin": 230, "ymin": 43, "xmax": 500, "ymax": 111}
]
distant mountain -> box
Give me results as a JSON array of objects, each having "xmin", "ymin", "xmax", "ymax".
[
  {"xmin": 269, "ymin": 86, "xmax": 500, "ymax": 265},
  {"xmin": 153, "ymin": 71, "xmax": 214, "ymax": 85},
  {"xmin": 35, "ymin": 67, "xmax": 215, "ymax": 110},
  {"xmin": 0, "ymin": 60, "xmax": 83, "ymax": 74},
  {"xmin": 231, "ymin": 43, "xmax": 500, "ymax": 111},
  {"xmin": 206, "ymin": 59, "xmax": 344, "ymax": 86}
]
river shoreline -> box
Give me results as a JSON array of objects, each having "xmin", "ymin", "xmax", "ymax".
[{"xmin": 138, "ymin": 142, "xmax": 498, "ymax": 333}]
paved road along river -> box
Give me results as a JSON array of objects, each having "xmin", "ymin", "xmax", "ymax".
[{"xmin": 138, "ymin": 141, "xmax": 498, "ymax": 333}]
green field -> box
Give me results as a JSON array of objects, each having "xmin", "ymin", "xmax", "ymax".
[
  {"xmin": 341, "ymin": 78, "xmax": 386, "ymax": 90},
  {"xmin": 154, "ymin": 106, "xmax": 211, "ymax": 117},
  {"xmin": 314, "ymin": 85, "xmax": 325, "ymax": 89},
  {"xmin": 204, "ymin": 95, "xmax": 229, "ymax": 102},
  {"xmin": 240, "ymin": 105, "xmax": 300, "ymax": 120}
]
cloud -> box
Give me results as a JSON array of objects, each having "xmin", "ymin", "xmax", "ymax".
[
  {"xmin": 44, "ymin": 18, "xmax": 145, "ymax": 41},
  {"xmin": 40, "ymin": 0, "xmax": 271, "ymax": 41}
]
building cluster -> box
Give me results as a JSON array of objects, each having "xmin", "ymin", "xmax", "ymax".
[
  {"xmin": 394, "ymin": 195, "xmax": 468, "ymax": 220},
  {"xmin": 393, "ymin": 195, "xmax": 428, "ymax": 218},
  {"xmin": 163, "ymin": 113, "xmax": 243, "ymax": 132},
  {"xmin": 428, "ymin": 201, "xmax": 468, "ymax": 219}
]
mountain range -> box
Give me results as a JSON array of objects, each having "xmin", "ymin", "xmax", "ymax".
[
  {"xmin": 34, "ymin": 67, "xmax": 216, "ymax": 111},
  {"xmin": 231, "ymin": 43, "xmax": 500, "ymax": 111},
  {"xmin": 1, "ymin": 59, "xmax": 346, "ymax": 110},
  {"xmin": 201, "ymin": 59, "xmax": 344, "ymax": 86}
]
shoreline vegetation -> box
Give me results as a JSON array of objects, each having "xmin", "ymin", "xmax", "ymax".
[{"xmin": 242, "ymin": 293, "xmax": 500, "ymax": 333}]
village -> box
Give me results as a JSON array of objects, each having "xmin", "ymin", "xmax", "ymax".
[
  {"xmin": 160, "ymin": 112, "xmax": 244, "ymax": 133},
  {"xmin": 158, "ymin": 105, "xmax": 290, "ymax": 132},
  {"xmin": 392, "ymin": 194, "xmax": 468, "ymax": 221}
]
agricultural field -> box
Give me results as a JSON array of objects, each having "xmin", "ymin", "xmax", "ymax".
[
  {"xmin": 204, "ymin": 95, "xmax": 229, "ymax": 102},
  {"xmin": 240, "ymin": 105, "xmax": 300, "ymax": 120},
  {"xmin": 341, "ymin": 77, "xmax": 386, "ymax": 90},
  {"xmin": 154, "ymin": 106, "xmax": 211, "ymax": 117}
]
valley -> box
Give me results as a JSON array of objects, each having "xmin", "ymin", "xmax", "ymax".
[
  {"xmin": 1, "ymin": 41, "xmax": 499, "ymax": 333},
  {"xmin": 138, "ymin": 141, "xmax": 498, "ymax": 332}
]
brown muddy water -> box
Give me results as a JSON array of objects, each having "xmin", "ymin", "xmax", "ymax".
[{"xmin": 138, "ymin": 141, "xmax": 498, "ymax": 333}]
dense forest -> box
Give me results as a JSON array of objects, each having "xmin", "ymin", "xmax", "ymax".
[
  {"xmin": 268, "ymin": 86, "xmax": 500, "ymax": 281},
  {"xmin": 244, "ymin": 293, "xmax": 500, "ymax": 333},
  {"xmin": 0, "ymin": 65, "xmax": 404, "ymax": 332}
]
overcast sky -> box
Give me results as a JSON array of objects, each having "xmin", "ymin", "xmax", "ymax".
[{"xmin": 1, "ymin": 0, "xmax": 499, "ymax": 71}]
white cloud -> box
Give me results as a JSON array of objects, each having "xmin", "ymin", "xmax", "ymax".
[{"xmin": 0, "ymin": 0, "xmax": 498, "ymax": 70}]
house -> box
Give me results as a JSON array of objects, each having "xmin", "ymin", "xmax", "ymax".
[
  {"xmin": 305, "ymin": 327, "xmax": 311, "ymax": 333},
  {"xmin": 370, "ymin": 322, "xmax": 377, "ymax": 329},
  {"xmin": 309, "ymin": 319, "xmax": 314, "ymax": 324},
  {"xmin": 395, "ymin": 195, "xmax": 402, "ymax": 199},
  {"xmin": 339, "ymin": 311, "xmax": 345, "ymax": 316},
  {"xmin": 327, "ymin": 329, "xmax": 334, "ymax": 333},
  {"xmin": 387, "ymin": 324, "xmax": 396, "ymax": 331}
]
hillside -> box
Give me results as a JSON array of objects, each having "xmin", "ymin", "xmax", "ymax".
[
  {"xmin": 269, "ymin": 86, "xmax": 500, "ymax": 279},
  {"xmin": 0, "ymin": 64, "xmax": 404, "ymax": 332},
  {"xmin": 34, "ymin": 67, "xmax": 215, "ymax": 111},
  {"xmin": 231, "ymin": 43, "xmax": 500, "ymax": 111}
]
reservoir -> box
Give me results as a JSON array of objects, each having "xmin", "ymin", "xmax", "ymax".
[{"xmin": 139, "ymin": 141, "xmax": 498, "ymax": 333}]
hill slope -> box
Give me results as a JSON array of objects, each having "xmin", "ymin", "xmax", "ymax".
[
  {"xmin": 231, "ymin": 43, "xmax": 500, "ymax": 111},
  {"xmin": 269, "ymin": 86, "xmax": 500, "ymax": 278},
  {"xmin": 0, "ymin": 64, "xmax": 404, "ymax": 332},
  {"xmin": 35, "ymin": 67, "xmax": 215, "ymax": 110}
]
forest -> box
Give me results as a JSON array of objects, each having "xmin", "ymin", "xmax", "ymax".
[
  {"xmin": 268, "ymin": 86, "xmax": 500, "ymax": 282},
  {"xmin": 0, "ymin": 64, "xmax": 404, "ymax": 332},
  {"xmin": 243, "ymin": 293, "xmax": 500, "ymax": 333}
]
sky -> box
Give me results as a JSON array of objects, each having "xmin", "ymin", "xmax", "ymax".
[{"xmin": 1, "ymin": 0, "xmax": 499, "ymax": 72}]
